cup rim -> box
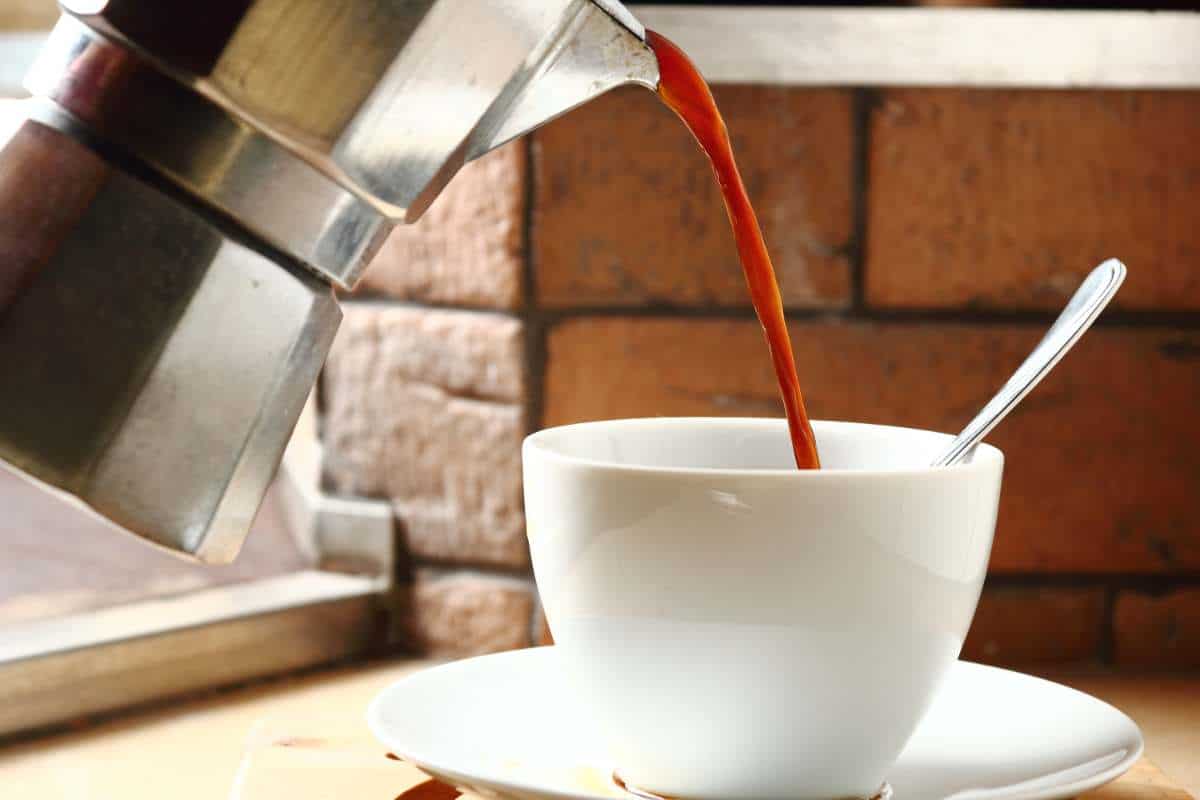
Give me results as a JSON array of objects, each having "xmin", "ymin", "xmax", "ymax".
[{"xmin": 523, "ymin": 417, "xmax": 1003, "ymax": 478}]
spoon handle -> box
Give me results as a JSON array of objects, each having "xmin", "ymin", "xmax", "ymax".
[{"xmin": 931, "ymin": 259, "xmax": 1127, "ymax": 468}]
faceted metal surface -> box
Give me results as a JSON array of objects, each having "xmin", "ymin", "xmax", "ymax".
[
  {"xmin": 56, "ymin": 0, "xmax": 658, "ymax": 222},
  {"xmin": 24, "ymin": 18, "xmax": 392, "ymax": 289},
  {"xmin": 0, "ymin": 116, "xmax": 340, "ymax": 562}
]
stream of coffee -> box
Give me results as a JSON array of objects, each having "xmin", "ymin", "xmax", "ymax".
[{"xmin": 646, "ymin": 30, "xmax": 821, "ymax": 470}]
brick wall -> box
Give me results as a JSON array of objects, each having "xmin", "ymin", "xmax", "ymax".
[{"xmin": 321, "ymin": 85, "xmax": 1200, "ymax": 670}]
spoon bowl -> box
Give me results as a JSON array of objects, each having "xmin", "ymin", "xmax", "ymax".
[{"xmin": 932, "ymin": 258, "xmax": 1126, "ymax": 467}]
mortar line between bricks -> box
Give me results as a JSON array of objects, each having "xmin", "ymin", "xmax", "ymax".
[
  {"xmin": 520, "ymin": 305, "xmax": 1200, "ymax": 329},
  {"xmin": 521, "ymin": 133, "xmax": 540, "ymax": 312},
  {"xmin": 983, "ymin": 574, "xmax": 1200, "ymax": 590},
  {"xmin": 335, "ymin": 295, "xmax": 1200, "ymax": 331},
  {"xmin": 522, "ymin": 133, "xmax": 548, "ymax": 437},
  {"xmin": 521, "ymin": 132, "xmax": 544, "ymax": 645},
  {"xmin": 849, "ymin": 88, "xmax": 876, "ymax": 312},
  {"xmin": 1098, "ymin": 585, "xmax": 1118, "ymax": 666},
  {"xmin": 408, "ymin": 556, "xmax": 537, "ymax": 581}
]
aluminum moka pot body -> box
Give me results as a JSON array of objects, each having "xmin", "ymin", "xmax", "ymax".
[{"xmin": 0, "ymin": 0, "xmax": 658, "ymax": 561}]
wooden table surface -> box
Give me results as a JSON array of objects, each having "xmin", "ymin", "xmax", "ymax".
[{"xmin": 0, "ymin": 658, "xmax": 1195, "ymax": 799}]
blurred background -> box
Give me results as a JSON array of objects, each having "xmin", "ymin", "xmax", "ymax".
[{"xmin": 0, "ymin": 0, "xmax": 1197, "ymax": 744}]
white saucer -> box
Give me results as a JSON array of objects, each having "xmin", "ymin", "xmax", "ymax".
[{"xmin": 368, "ymin": 647, "xmax": 1142, "ymax": 800}]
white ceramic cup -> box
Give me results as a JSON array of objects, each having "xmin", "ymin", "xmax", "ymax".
[{"xmin": 523, "ymin": 418, "xmax": 1004, "ymax": 800}]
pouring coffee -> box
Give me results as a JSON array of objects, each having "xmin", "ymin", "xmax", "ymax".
[{"xmin": 0, "ymin": 0, "xmax": 817, "ymax": 563}]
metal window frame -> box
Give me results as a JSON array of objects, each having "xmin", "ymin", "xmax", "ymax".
[
  {"xmin": 12, "ymin": 6, "xmax": 1199, "ymax": 95},
  {"xmin": 0, "ymin": 399, "xmax": 394, "ymax": 738},
  {"xmin": 631, "ymin": 6, "xmax": 1200, "ymax": 89}
]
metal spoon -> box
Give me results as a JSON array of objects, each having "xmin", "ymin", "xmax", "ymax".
[{"xmin": 931, "ymin": 258, "xmax": 1126, "ymax": 467}]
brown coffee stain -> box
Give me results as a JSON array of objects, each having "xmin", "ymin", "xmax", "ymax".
[{"xmin": 393, "ymin": 779, "xmax": 462, "ymax": 800}]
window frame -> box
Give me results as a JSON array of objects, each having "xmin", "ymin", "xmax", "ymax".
[{"xmin": 0, "ymin": 395, "xmax": 393, "ymax": 737}]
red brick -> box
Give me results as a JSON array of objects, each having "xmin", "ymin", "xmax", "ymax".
[
  {"xmin": 357, "ymin": 142, "xmax": 524, "ymax": 309},
  {"xmin": 962, "ymin": 587, "xmax": 1105, "ymax": 666},
  {"xmin": 867, "ymin": 90, "xmax": 1200, "ymax": 310},
  {"xmin": 401, "ymin": 569, "xmax": 535, "ymax": 657},
  {"xmin": 1114, "ymin": 588, "xmax": 1200, "ymax": 669},
  {"xmin": 323, "ymin": 305, "xmax": 528, "ymax": 567},
  {"xmin": 544, "ymin": 318, "xmax": 1200, "ymax": 572},
  {"xmin": 533, "ymin": 86, "xmax": 853, "ymax": 308}
]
